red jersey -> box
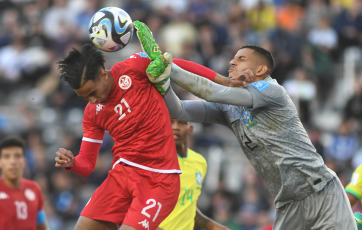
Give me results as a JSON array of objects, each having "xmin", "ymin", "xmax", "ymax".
[
  {"xmin": 0, "ymin": 178, "xmax": 45, "ymax": 230},
  {"xmin": 74, "ymin": 52, "xmax": 180, "ymax": 175}
]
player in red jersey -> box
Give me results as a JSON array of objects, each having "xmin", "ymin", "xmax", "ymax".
[
  {"xmin": 0, "ymin": 136, "xmax": 47, "ymax": 230},
  {"xmin": 55, "ymin": 43, "xmax": 182, "ymax": 230}
]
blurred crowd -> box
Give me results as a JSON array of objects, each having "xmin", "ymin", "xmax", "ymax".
[{"xmin": 1, "ymin": 0, "xmax": 362, "ymax": 229}]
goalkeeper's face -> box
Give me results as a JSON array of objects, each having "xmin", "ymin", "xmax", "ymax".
[
  {"xmin": 229, "ymin": 49, "xmax": 256, "ymax": 77},
  {"xmin": 75, "ymin": 69, "xmax": 113, "ymax": 104},
  {"xmin": 228, "ymin": 48, "xmax": 267, "ymax": 84}
]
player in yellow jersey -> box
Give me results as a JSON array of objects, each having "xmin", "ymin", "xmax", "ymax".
[
  {"xmin": 158, "ymin": 119, "xmax": 229, "ymax": 230},
  {"xmin": 346, "ymin": 164, "xmax": 362, "ymax": 229},
  {"xmin": 346, "ymin": 164, "xmax": 362, "ymax": 207}
]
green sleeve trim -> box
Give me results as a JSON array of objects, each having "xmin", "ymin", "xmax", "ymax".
[{"xmin": 346, "ymin": 188, "xmax": 361, "ymax": 200}]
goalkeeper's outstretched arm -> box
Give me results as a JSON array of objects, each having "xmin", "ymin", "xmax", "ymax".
[
  {"xmin": 164, "ymin": 84, "xmax": 228, "ymax": 125},
  {"xmin": 170, "ymin": 63, "xmax": 254, "ymax": 107}
]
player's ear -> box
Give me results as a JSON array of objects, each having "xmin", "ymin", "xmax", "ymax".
[
  {"xmin": 188, "ymin": 124, "xmax": 194, "ymax": 135},
  {"xmin": 100, "ymin": 69, "xmax": 108, "ymax": 80},
  {"xmin": 256, "ymin": 65, "xmax": 268, "ymax": 77}
]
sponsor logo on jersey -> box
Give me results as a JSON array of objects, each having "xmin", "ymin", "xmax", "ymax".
[
  {"xmin": 119, "ymin": 75, "xmax": 132, "ymax": 90},
  {"xmin": 196, "ymin": 172, "xmax": 203, "ymax": 185},
  {"xmin": 251, "ymin": 81, "xmax": 270, "ymax": 92},
  {"xmin": 25, "ymin": 189, "xmax": 35, "ymax": 201},
  {"xmin": 242, "ymin": 107, "xmax": 258, "ymax": 129},
  {"xmin": 138, "ymin": 219, "xmax": 150, "ymax": 229},
  {"xmin": 96, "ymin": 103, "xmax": 105, "ymax": 114},
  {"xmin": 0, "ymin": 192, "xmax": 8, "ymax": 199}
]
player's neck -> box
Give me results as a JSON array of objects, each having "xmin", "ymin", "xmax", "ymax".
[
  {"xmin": 2, "ymin": 176, "xmax": 21, "ymax": 189},
  {"xmin": 254, "ymin": 75, "xmax": 270, "ymax": 83},
  {"xmin": 107, "ymin": 71, "xmax": 114, "ymax": 90},
  {"xmin": 177, "ymin": 145, "xmax": 187, "ymax": 158}
]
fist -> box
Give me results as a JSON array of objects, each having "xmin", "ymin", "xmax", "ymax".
[{"xmin": 55, "ymin": 148, "xmax": 75, "ymax": 168}]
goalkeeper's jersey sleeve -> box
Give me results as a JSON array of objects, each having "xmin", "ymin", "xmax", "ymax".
[
  {"xmin": 159, "ymin": 149, "xmax": 207, "ymax": 230},
  {"xmin": 346, "ymin": 164, "xmax": 362, "ymax": 201}
]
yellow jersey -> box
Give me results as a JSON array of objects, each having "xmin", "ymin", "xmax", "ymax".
[
  {"xmin": 159, "ymin": 149, "xmax": 207, "ymax": 230},
  {"xmin": 346, "ymin": 164, "xmax": 362, "ymax": 202}
]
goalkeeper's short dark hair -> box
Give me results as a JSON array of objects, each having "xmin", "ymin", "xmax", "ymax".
[
  {"xmin": 57, "ymin": 43, "xmax": 106, "ymax": 89},
  {"xmin": 240, "ymin": 44, "xmax": 274, "ymax": 76}
]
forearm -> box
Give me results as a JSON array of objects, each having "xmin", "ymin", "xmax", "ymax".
[
  {"xmin": 195, "ymin": 208, "xmax": 211, "ymax": 228},
  {"xmin": 195, "ymin": 208, "xmax": 229, "ymax": 230},
  {"xmin": 37, "ymin": 223, "xmax": 47, "ymax": 230},
  {"xmin": 171, "ymin": 63, "xmax": 253, "ymax": 107},
  {"xmin": 164, "ymin": 87, "xmax": 207, "ymax": 123},
  {"xmin": 36, "ymin": 210, "xmax": 47, "ymax": 230},
  {"xmin": 214, "ymin": 73, "xmax": 231, "ymax": 86},
  {"xmin": 172, "ymin": 59, "xmax": 244, "ymax": 87},
  {"xmin": 173, "ymin": 58, "xmax": 216, "ymax": 81},
  {"xmin": 347, "ymin": 192, "xmax": 358, "ymax": 207},
  {"xmin": 67, "ymin": 141, "xmax": 101, "ymax": 177}
]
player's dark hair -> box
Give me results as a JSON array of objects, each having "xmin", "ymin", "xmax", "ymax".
[
  {"xmin": 57, "ymin": 43, "xmax": 105, "ymax": 89},
  {"xmin": 240, "ymin": 44, "xmax": 274, "ymax": 75},
  {"xmin": 0, "ymin": 136, "xmax": 25, "ymax": 156}
]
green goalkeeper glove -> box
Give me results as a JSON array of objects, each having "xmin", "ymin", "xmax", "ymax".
[
  {"xmin": 133, "ymin": 20, "xmax": 171, "ymax": 95},
  {"xmin": 355, "ymin": 212, "xmax": 362, "ymax": 230},
  {"xmin": 133, "ymin": 20, "xmax": 161, "ymax": 61},
  {"xmin": 146, "ymin": 53, "xmax": 172, "ymax": 95}
]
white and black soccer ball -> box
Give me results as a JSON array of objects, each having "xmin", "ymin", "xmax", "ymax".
[{"xmin": 88, "ymin": 7, "xmax": 134, "ymax": 52}]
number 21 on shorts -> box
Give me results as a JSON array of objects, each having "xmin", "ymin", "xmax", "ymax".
[{"xmin": 141, "ymin": 198, "xmax": 162, "ymax": 222}]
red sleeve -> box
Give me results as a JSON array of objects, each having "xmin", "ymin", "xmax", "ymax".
[
  {"xmin": 67, "ymin": 105, "xmax": 104, "ymax": 177},
  {"xmin": 173, "ymin": 59, "xmax": 216, "ymax": 81},
  {"xmin": 67, "ymin": 140, "xmax": 102, "ymax": 177}
]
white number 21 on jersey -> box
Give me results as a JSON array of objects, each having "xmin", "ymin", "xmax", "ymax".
[
  {"xmin": 114, "ymin": 98, "xmax": 131, "ymax": 120},
  {"xmin": 141, "ymin": 199, "xmax": 162, "ymax": 222}
]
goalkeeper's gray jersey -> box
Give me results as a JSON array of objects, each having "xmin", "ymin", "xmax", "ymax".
[
  {"xmin": 217, "ymin": 77, "xmax": 334, "ymax": 208},
  {"xmin": 168, "ymin": 76, "xmax": 335, "ymax": 208}
]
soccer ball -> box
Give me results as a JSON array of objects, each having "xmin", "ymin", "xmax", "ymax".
[{"xmin": 88, "ymin": 7, "xmax": 134, "ymax": 52}]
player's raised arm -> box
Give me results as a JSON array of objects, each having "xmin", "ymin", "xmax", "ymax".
[
  {"xmin": 172, "ymin": 58, "xmax": 250, "ymax": 87},
  {"xmin": 169, "ymin": 59, "xmax": 254, "ymax": 107},
  {"xmin": 163, "ymin": 74, "xmax": 228, "ymax": 125},
  {"xmin": 134, "ymin": 20, "xmax": 254, "ymax": 107},
  {"xmin": 146, "ymin": 53, "xmax": 254, "ymax": 107},
  {"xmin": 133, "ymin": 20, "xmax": 248, "ymax": 87},
  {"xmin": 55, "ymin": 140, "xmax": 102, "ymax": 177}
]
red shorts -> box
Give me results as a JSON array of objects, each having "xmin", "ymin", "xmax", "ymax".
[{"xmin": 81, "ymin": 163, "xmax": 180, "ymax": 229}]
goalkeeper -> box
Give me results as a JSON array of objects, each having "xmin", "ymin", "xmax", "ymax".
[{"xmin": 134, "ymin": 21, "xmax": 356, "ymax": 230}]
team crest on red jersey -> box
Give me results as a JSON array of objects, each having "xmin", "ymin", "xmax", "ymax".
[
  {"xmin": 25, "ymin": 188, "xmax": 35, "ymax": 201},
  {"xmin": 119, "ymin": 75, "xmax": 132, "ymax": 90}
]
